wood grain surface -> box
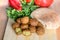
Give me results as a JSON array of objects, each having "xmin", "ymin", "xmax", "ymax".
[
  {"xmin": 0, "ymin": 0, "xmax": 8, "ymax": 40},
  {"xmin": 0, "ymin": 6, "xmax": 7, "ymax": 40}
]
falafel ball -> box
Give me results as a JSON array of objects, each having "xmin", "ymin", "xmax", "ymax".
[
  {"xmin": 16, "ymin": 18, "xmax": 21, "ymax": 24},
  {"xmin": 29, "ymin": 18, "xmax": 39, "ymax": 26},
  {"xmin": 15, "ymin": 28, "xmax": 22, "ymax": 35},
  {"xmin": 21, "ymin": 17, "xmax": 29, "ymax": 24},
  {"xmin": 21, "ymin": 24, "xmax": 28, "ymax": 29},
  {"xmin": 36, "ymin": 26, "xmax": 45, "ymax": 35},
  {"xmin": 29, "ymin": 26, "xmax": 36, "ymax": 33},
  {"xmin": 23, "ymin": 30, "xmax": 31, "ymax": 36},
  {"xmin": 12, "ymin": 23, "xmax": 20, "ymax": 29},
  {"xmin": 37, "ymin": 22, "xmax": 43, "ymax": 27}
]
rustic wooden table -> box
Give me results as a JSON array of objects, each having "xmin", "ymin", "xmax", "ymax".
[
  {"xmin": 0, "ymin": 6, "xmax": 7, "ymax": 40},
  {"xmin": 0, "ymin": 0, "xmax": 8, "ymax": 40},
  {"xmin": 0, "ymin": 0, "xmax": 60, "ymax": 40}
]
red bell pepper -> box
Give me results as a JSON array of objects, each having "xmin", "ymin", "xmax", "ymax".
[
  {"xmin": 34, "ymin": 0, "xmax": 53, "ymax": 7},
  {"xmin": 9, "ymin": 0, "xmax": 22, "ymax": 10},
  {"xmin": 26, "ymin": 0, "xmax": 31, "ymax": 3}
]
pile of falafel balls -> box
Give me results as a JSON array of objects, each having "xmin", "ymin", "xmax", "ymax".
[{"xmin": 12, "ymin": 16, "xmax": 45, "ymax": 36}]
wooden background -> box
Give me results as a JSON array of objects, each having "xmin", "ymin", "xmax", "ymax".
[{"xmin": 0, "ymin": 0, "xmax": 60, "ymax": 40}]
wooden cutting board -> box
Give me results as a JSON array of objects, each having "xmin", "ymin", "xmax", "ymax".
[{"xmin": 3, "ymin": 19, "xmax": 57, "ymax": 40}]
